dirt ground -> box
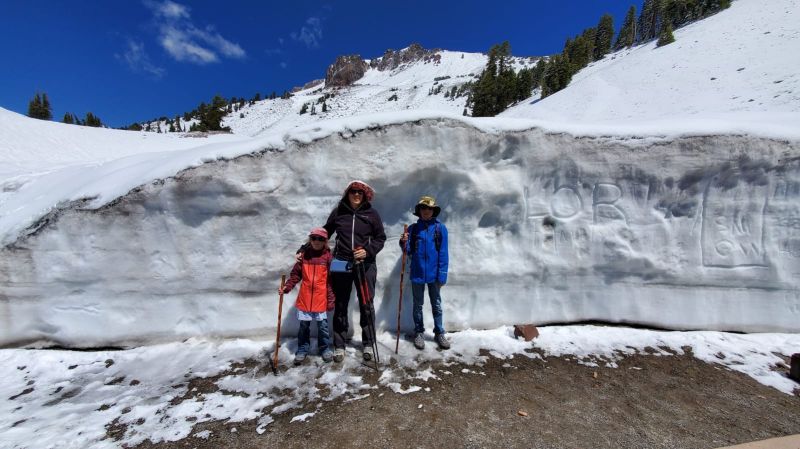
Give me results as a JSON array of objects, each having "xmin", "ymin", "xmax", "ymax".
[{"xmin": 133, "ymin": 349, "xmax": 800, "ymax": 449}]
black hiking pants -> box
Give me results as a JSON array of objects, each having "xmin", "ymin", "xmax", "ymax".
[{"xmin": 331, "ymin": 261, "xmax": 377, "ymax": 349}]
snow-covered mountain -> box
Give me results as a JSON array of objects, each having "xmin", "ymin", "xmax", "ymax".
[
  {"xmin": 1, "ymin": 0, "xmax": 799, "ymax": 348},
  {"xmin": 141, "ymin": 46, "xmax": 540, "ymax": 138}
]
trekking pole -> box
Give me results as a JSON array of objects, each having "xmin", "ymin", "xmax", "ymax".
[
  {"xmin": 272, "ymin": 274, "xmax": 286, "ymax": 375},
  {"xmin": 395, "ymin": 224, "xmax": 408, "ymax": 354},
  {"xmin": 354, "ymin": 257, "xmax": 380, "ymax": 370}
]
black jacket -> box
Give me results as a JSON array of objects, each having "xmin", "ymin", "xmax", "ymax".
[{"xmin": 324, "ymin": 199, "xmax": 386, "ymax": 263}]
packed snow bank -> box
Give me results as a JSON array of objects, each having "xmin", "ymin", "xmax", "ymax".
[
  {"xmin": 503, "ymin": 0, "xmax": 800, "ymax": 122},
  {"xmin": 1, "ymin": 116, "xmax": 799, "ymax": 347}
]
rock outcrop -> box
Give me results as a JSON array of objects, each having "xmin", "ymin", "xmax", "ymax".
[
  {"xmin": 325, "ymin": 55, "xmax": 368, "ymax": 87},
  {"xmin": 292, "ymin": 79, "xmax": 324, "ymax": 93},
  {"xmin": 370, "ymin": 43, "xmax": 440, "ymax": 71}
]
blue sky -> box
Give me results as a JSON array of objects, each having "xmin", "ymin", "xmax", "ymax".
[{"xmin": 0, "ymin": 1, "xmax": 634, "ymax": 127}]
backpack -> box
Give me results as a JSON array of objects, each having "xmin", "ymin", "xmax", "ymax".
[{"xmin": 410, "ymin": 222, "xmax": 442, "ymax": 254}]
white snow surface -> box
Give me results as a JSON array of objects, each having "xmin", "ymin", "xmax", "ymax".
[
  {"xmin": 502, "ymin": 0, "xmax": 800, "ymax": 122},
  {"xmin": 1, "ymin": 326, "xmax": 797, "ymax": 449},
  {"xmin": 1, "ymin": 0, "xmax": 800, "ymax": 347}
]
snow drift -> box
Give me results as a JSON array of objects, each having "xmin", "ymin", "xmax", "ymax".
[{"xmin": 1, "ymin": 117, "xmax": 799, "ymax": 347}]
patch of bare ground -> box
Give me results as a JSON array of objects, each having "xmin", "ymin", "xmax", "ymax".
[{"xmin": 133, "ymin": 352, "xmax": 800, "ymax": 449}]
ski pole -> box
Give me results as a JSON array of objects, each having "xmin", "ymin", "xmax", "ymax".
[
  {"xmin": 354, "ymin": 257, "xmax": 380, "ymax": 369},
  {"xmin": 395, "ymin": 224, "xmax": 408, "ymax": 354},
  {"xmin": 273, "ymin": 274, "xmax": 286, "ymax": 374}
]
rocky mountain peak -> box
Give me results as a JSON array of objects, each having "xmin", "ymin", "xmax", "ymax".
[
  {"xmin": 370, "ymin": 43, "xmax": 440, "ymax": 71},
  {"xmin": 325, "ymin": 55, "xmax": 369, "ymax": 88}
]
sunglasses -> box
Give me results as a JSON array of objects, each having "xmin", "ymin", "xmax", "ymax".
[
  {"xmin": 419, "ymin": 205, "xmax": 433, "ymax": 210},
  {"xmin": 349, "ymin": 189, "xmax": 365, "ymax": 196},
  {"xmin": 309, "ymin": 236, "xmax": 327, "ymax": 242}
]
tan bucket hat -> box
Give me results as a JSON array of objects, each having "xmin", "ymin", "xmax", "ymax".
[{"xmin": 413, "ymin": 195, "xmax": 441, "ymax": 217}]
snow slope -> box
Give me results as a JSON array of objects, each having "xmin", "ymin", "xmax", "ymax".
[{"xmin": 502, "ymin": 0, "xmax": 800, "ymax": 122}]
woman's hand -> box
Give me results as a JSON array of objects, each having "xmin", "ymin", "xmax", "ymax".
[{"xmin": 353, "ymin": 248, "xmax": 367, "ymax": 260}]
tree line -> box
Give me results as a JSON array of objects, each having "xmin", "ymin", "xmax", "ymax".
[
  {"xmin": 26, "ymin": 88, "xmax": 294, "ymax": 132},
  {"xmin": 27, "ymin": 92, "xmax": 105, "ymax": 127},
  {"xmin": 470, "ymin": 0, "xmax": 731, "ymax": 116},
  {"xmin": 128, "ymin": 89, "xmax": 294, "ymax": 133}
]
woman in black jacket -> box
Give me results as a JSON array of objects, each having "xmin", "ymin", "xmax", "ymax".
[{"xmin": 322, "ymin": 180, "xmax": 386, "ymax": 362}]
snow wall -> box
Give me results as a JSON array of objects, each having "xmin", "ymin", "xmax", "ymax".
[{"xmin": 2, "ymin": 119, "xmax": 799, "ymax": 347}]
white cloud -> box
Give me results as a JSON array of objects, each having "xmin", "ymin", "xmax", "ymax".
[
  {"xmin": 291, "ymin": 17, "xmax": 323, "ymax": 48},
  {"xmin": 144, "ymin": 0, "xmax": 245, "ymax": 65},
  {"xmin": 117, "ymin": 40, "xmax": 166, "ymax": 77},
  {"xmin": 147, "ymin": 0, "xmax": 189, "ymax": 19}
]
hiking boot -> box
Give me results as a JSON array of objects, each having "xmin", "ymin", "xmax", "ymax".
[
  {"xmin": 321, "ymin": 350, "xmax": 334, "ymax": 363},
  {"xmin": 362, "ymin": 346, "xmax": 374, "ymax": 361},
  {"xmin": 294, "ymin": 353, "xmax": 307, "ymax": 365},
  {"xmin": 333, "ymin": 348, "xmax": 345, "ymax": 363},
  {"xmin": 434, "ymin": 333, "xmax": 451, "ymax": 350},
  {"xmin": 413, "ymin": 333, "xmax": 425, "ymax": 350}
]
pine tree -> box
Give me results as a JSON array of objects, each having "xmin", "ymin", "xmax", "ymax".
[
  {"xmin": 27, "ymin": 93, "xmax": 41, "ymax": 118},
  {"xmin": 594, "ymin": 14, "xmax": 614, "ymax": 61},
  {"xmin": 638, "ymin": 0, "xmax": 663, "ymax": 43},
  {"xmin": 657, "ymin": 21, "xmax": 676, "ymax": 46},
  {"xmin": 41, "ymin": 93, "xmax": 53, "ymax": 120},
  {"xmin": 614, "ymin": 6, "xmax": 637, "ymax": 50},
  {"xmin": 541, "ymin": 54, "xmax": 572, "ymax": 98},
  {"xmin": 62, "ymin": 112, "xmax": 74, "ymax": 124},
  {"xmin": 84, "ymin": 112, "xmax": 102, "ymax": 127},
  {"xmin": 564, "ymin": 28, "xmax": 596, "ymax": 74},
  {"xmin": 531, "ymin": 59, "xmax": 547, "ymax": 88},
  {"xmin": 197, "ymin": 95, "xmax": 230, "ymax": 131},
  {"xmin": 27, "ymin": 92, "xmax": 52, "ymax": 120},
  {"xmin": 514, "ymin": 67, "xmax": 534, "ymax": 102},
  {"xmin": 471, "ymin": 41, "xmax": 517, "ymax": 117}
]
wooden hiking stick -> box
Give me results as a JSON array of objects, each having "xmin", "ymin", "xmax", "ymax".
[
  {"xmin": 395, "ymin": 224, "xmax": 408, "ymax": 354},
  {"xmin": 273, "ymin": 274, "xmax": 286, "ymax": 373}
]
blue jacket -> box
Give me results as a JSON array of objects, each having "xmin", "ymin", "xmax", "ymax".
[{"xmin": 401, "ymin": 219, "xmax": 448, "ymax": 284}]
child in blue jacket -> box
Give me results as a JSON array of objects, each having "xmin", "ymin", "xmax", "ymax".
[{"xmin": 399, "ymin": 195, "xmax": 450, "ymax": 350}]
